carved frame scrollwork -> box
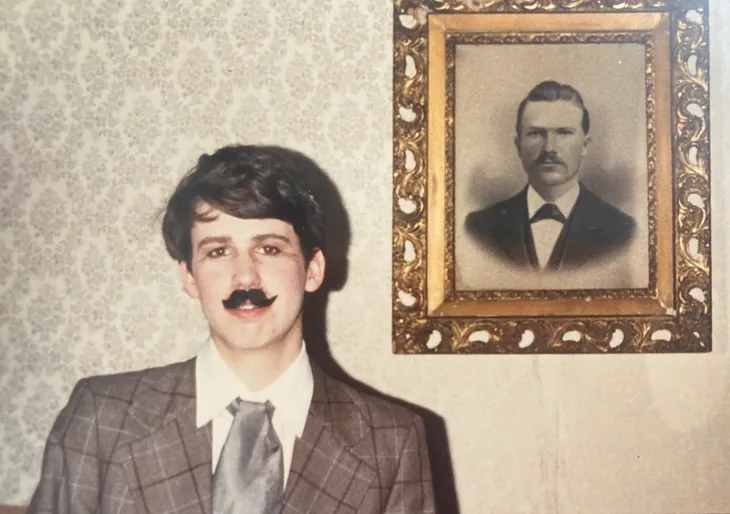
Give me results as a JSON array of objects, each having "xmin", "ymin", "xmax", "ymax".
[{"xmin": 392, "ymin": 0, "xmax": 710, "ymax": 353}]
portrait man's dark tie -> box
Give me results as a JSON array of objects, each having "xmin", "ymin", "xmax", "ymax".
[
  {"xmin": 213, "ymin": 399, "xmax": 284, "ymax": 514},
  {"xmin": 530, "ymin": 203, "xmax": 566, "ymax": 224}
]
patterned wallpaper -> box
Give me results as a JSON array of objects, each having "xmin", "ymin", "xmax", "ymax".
[{"xmin": 2, "ymin": 0, "xmax": 730, "ymax": 512}]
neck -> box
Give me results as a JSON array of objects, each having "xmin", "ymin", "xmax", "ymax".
[
  {"xmin": 214, "ymin": 338, "xmax": 303, "ymax": 391},
  {"xmin": 531, "ymin": 180, "xmax": 579, "ymax": 203}
]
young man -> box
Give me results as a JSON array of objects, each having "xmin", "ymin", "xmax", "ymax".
[{"xmin": 28, "ymin": 145, "xmax": 435, "ymax": 513}]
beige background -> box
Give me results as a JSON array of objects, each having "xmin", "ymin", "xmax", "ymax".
[
  {"xmin": 1, "ymin": 1, "xmax": 729, "ymax": 513},
  {"xmin": 454, "ymin": 43, "xmax": 649, "ymax": 290}
]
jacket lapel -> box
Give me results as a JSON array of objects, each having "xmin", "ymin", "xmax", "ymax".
[
  {"xmin": 282, "ymin": 365, "xmax": 376, "ymax": 513},
  {"xmin": 556, "ymin": 185, "xmax": 605, "ymax": 268},
  {"xmin": 116, "ymin": 360, "xmax": 213, "ymax": 514},
  {"xmin": 494, "ymin": 187, "xmax": 535, "ymax": 268}
]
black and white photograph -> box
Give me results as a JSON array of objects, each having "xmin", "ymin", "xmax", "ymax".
[
  {"xmin": 394, "ymin": 4, "xmax": 708, "ymax": 354},
  {"xmin": 453, "ymin": 43, "xmax": 650, "ymax": 291}
]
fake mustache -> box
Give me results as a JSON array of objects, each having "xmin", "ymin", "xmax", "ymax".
[
  {"xmin": 222, "ymin": 289, "xmax": 278, "ymax": 309},
  {"xmin": 535, "ymin": 152, "xmax": 565, "ymax": 166}
]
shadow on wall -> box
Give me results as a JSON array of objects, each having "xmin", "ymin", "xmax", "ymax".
[{"xmin": 292, "ymin": 149, "xmax": 460, "ymax": 514}]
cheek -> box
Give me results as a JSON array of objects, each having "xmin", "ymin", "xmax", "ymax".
[
  {"xmin": 195, "ymin": 268, "xmax": 231, "ymax": 299},
  {"xmin": 263, "ymin": 262, "xmax": 307, "ymax": 292},
  {"xmin": 565, "ymin": 142, "xmax": 584, "ymax": 159},
  {"xmin": 520, "ymin": 141, "xmax": 540, "ymax": 155}
]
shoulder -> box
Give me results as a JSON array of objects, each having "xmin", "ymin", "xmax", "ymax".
[
  {"xmin": 81, "ymin": 359, "xmax": 195, "ymax": 401},
  {"xmin": 310, "ymin": 367, "xmax": 425, "ymax": 454},
  {"xmin": 316, "ymin": 372, "xmax": 422, "ymax": 430},
  {"xmin": 49, "ymin": 360, "xmax": 195, "ymax": 440},
  {"xmin": 467, "ymin": 191, "xmax": 524, "ymax": 220},
  {"xmin": 466, "ymin": 190, "xmax": 525, "ymax": 231},
  {"xmin": 343, "ymin": 381, "xmax": 421, "ymax": 428},
  {"xmin": 577, "ymin": 186, "xmax": 636, "ymax": 231}
]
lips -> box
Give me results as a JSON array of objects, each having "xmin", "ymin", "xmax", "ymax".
[
  {"xmin": 535, "ymin": 161, "xmax": 564, "ymax": 171},
  {"xmin": 231, "ymin": 301, "xmax": 259, "ymax": 310},
  {"xmin": 225, "ymin": 301, "xmax": 271, "ymax": 319},
  {"xmin": 536, "ymin": 158, "xmax": 563, "ymax": 166}
]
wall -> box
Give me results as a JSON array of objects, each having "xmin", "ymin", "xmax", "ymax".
[{"xmin": 1, "ymin": 1, "xmax": 729, "ymax": 512}]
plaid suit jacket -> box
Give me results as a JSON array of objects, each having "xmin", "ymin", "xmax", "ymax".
[{"xmin": 28, "ymin": 359, "xmax": 435, "ymax": 513}]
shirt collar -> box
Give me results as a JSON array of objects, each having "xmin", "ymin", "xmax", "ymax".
[
  {"xmin": 526, "ymin": 183, "xmax": 580, "ymax": 220},
  {"xmin": 195, "ymin": 339, "xmax": 313, "ymax": 428}
]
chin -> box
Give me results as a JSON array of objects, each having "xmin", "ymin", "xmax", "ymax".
[
  {"xmin": 532, "ymin": 171, "xmax": 573, "ymax": 187},
  {"xmin": 532, "ymin": 179, "xmax": 565, "ymax": 190}
]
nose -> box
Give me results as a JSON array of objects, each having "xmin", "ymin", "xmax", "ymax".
[
  {"xmin": 232, "ymin": 252, "xmax": 261, "ymax": 289},
  {"xmin": 544, "ymin": 132, "xmax": 556, "ymax": 152}
]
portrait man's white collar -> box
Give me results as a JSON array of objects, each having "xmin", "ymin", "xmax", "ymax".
[{"xmin": 527, "ymin": 183, "xmax": 580, "ymax": 220}]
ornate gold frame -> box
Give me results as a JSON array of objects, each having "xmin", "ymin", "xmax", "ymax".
[{"xmin": 392, "ymin": 0, "xmax": 710, "ymax": 353}]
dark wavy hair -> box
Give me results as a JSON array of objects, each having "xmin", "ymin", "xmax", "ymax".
[
  {"xmin": 516, "ymin": 80, "xmax": 590, "ymax": 135},
  {"xmin": 162, "ymin": 145, "xmax": 326, "ymax": 272}
]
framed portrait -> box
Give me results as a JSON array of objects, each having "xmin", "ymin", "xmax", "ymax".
[{"xmin": 392, "ymin": 0, "xmax": 711, "ymax": 353}]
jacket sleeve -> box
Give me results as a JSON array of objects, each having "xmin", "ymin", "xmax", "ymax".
[
  {"xmin": 383, "ymin": 416, "xmax": 436, "ymax": 514},
  {"xmin": 27, "ymin": 379, "xmax": 101, "ymax": 514}
]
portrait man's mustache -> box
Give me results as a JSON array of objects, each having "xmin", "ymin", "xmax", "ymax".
[
  {"xmin": 222, "ymin": 289, "xmax": 278, "ymax": 309},
  {"xmin": 535, "ymin": 151, "xmax": 565, "ymax": 166}
]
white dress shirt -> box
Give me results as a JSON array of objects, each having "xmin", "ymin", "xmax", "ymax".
[
  {"xmin": 195, "ymin": 340, "xmax": 314, "ymax": 486},
  {"xmin": 527, "ymin": 184, "xmax": 580, "ymax": 269}
]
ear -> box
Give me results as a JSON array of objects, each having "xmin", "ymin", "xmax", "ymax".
[
  {"xmin": 581, "ymin": 134, "xmax": 592, "ymax": 157},
  {"xmin": 304, "ymin": 249, "xmax": 326, "ymax": 293},
  {"xmin": 179, "ymin": 261, "xmax": 200, "ymax": 299},
  {"xmin": 514, "ymin": 134, "xmax": 520, "ymax": 151}
]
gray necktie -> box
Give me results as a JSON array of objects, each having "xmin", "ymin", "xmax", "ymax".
[{"xmin": 212, "ymin": 399, "xmax": 284, "ymax": 514}]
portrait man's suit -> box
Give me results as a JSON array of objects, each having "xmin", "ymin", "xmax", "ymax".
[
  {"xmin": 28, "ymin": 358, "xmax": 434, "ymax": 514},
  {"xmin": 465, "ymin": 183, "xmax": 635, "ymax": 271}
]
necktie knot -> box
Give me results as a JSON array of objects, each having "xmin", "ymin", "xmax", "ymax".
[
  {"xmin": 227, "ymin": 398, "xmax": 276, "ymax": 419},
  {"xmin": 531, "ymin": 203, "xmax": 566, "ymax": 223}
]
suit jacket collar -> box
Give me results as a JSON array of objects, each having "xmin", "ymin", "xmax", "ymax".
[{"xmin": 116, "ymin": 358, "xmax": 376, "ymax": 514}]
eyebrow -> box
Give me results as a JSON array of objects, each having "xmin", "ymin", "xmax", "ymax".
[
  {"xmin": 196, "ymin": 236, "xmax": 232, "ymax": 251},
  {"xmin": 195, "ymin": 233, "xmax": 294, "ymax": 251},
  {"xmin": 252, "ymin": 234, "xmax": 294, "ymax": 245}
]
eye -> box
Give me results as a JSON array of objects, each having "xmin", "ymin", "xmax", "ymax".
[
  {"xmin": 258, "ymin": 245, "xmax": 281, "ymax": 256},
  {"xmin": 207, "ymin": 246, "xmax": 229, "ymax": 258},
  {"xmin": 556, "ymin": 128, "xmax": 575, "ymax": 136}
]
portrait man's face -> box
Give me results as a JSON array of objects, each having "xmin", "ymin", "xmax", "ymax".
[
  {"xmin": 179, "ymin": 206, "xmax": 325, "ymax": 360},
  {"xmin": 515, "ymin": 99, "xmax": 591, "ymax": 198}
]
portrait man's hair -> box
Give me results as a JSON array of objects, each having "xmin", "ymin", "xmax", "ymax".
[
  {"xmin": 161, "ymin": 145, "xmax": 326, "ymax": 271},
  {"xmin": 515, "ymin": 80, "xmax": 591, "ymax": 135}
]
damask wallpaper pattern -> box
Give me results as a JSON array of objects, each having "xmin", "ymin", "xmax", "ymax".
[{"xmin": 2, "ymin": 0, "xmax": 730, "ymax": 513}]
